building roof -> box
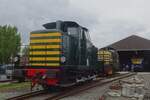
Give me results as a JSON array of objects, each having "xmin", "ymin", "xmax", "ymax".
[{"xmin": 107, "ymin": 35, "xmax": 150, "ymax": 51}]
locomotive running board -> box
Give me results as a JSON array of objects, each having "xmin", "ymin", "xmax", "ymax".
[
  {"xmin": 76, "ymin": 75, "xmax": 97, "ymax": 83},
  {"xmin": 59, "ymin": 83, "xmax": 76, "ymax": 87}
]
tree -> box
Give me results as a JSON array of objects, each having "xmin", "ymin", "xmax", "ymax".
[{"xmin": 0, "ymin": 25, "xmax": 21, "ymax": 64}]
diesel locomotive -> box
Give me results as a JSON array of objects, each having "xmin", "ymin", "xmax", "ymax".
[
  {"xmin": 27, "ymin": 21, "xmax": 99, "ymax": 89},
  {"xmin": 98, "ymin": 47, "xmax": 119, "ymax": 76}
]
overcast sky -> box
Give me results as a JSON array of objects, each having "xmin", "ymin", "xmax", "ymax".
[{"xmin": 0, "ymin": 0, "xmax": 150, "ymax": 48}]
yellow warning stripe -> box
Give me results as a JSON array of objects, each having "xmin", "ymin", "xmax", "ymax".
[
  {"xmin": 30, "ymin": 45, "xmax": 61, "ymax": 49},
  {"xmin": 30, "ymin": 39, "xmax": 62, "ymax": 43},
  {"xmin": 98, "ymin": 51, "xmax": 111, "ymax": 55},
  {"xmin": 30, "ymin": 63, "xmax": 60, "ymax": 66},
  {"xmin": 29, "ymin": 57, "xmax": 60, "ymax": 61},
  {"xmin": 30, "ymin": 51, "xmax": 60, "ymax": 55},
  {"xmin": 30, "ymin": 33, "xmax": 61, "ymax": 37}
]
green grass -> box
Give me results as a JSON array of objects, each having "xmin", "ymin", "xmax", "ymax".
[{"xmin": 0, "ymin": 82, "xmax": 30, "ymax": 91}]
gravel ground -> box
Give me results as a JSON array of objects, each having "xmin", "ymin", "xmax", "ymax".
[{"xmin": 61, "ymin": 73, "xmax": 148, "ymax": 100}]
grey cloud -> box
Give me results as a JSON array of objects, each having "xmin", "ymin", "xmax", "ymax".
[
  {"xmin": 0, "ymin": 0, "xmax": 150, "ymax": 48},
  {"xmin": 91, "ymin": 20, "xmax": 147, "ymax": 47},
  {"xmin": 0, "ymin": 0, "xmax": 99, "ymax": 44}
]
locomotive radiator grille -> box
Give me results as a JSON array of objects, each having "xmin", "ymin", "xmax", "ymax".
[
  {"xmin": 29, "ymin": 32, "xmax": 62, "ymax": 67},
  {"xmin": 29, "ymin": 51, "xmax": 60, "ymax": 55}
]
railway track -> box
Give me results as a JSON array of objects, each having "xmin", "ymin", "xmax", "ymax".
[
  {"xmin": 7, "ymin": 72, "xmax": 135, "ymax": 100},
  {"xmin": 6, "ymin": 90, "xmax": 47, "ymax": 100}
]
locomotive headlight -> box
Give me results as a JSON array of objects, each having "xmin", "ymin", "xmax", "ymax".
[{"xmin": 61, "ymin": 56, "xmax": 66, "ymax": 63}]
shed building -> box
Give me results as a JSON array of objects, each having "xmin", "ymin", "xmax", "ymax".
[{"xmin": 106, "ymin": 35, "xmax": 150, "ymax": 71}]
